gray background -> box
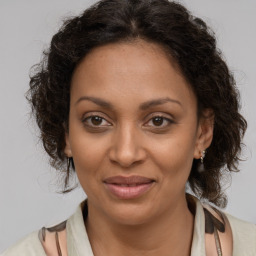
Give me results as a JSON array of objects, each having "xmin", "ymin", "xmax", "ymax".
[{"xmin": 0, "ymin": 0, "xmax": 255, "ymax": 252}]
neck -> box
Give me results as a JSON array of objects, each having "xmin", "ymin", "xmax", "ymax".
[{"xmin": 85, "ymin": 195, "xmax": 194, "ymax": 256}]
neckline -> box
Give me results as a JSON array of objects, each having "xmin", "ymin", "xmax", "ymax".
[{"xmin": 78, "ymin": 195, "xmax": 205, "ymax": 256}]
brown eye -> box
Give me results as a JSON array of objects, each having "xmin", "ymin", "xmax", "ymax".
[
  {"xmin": 91, "ymin": 116, "xmax": 103, "ymax": 125},
  {"xmin": 83, "ymin": 115, "xmax": 111, "ymax": 127},
  {"xmin": 145, "ymin": 115, "xmax": 173, "ymax": 128},
  {"xmin": 152, "ymin": 117, "xmax": 164, "ymax": 126}
]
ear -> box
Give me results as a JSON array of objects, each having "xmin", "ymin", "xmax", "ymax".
[
  {"xmin": 193, "ymin": 109, "xmax": 214, "ymax": 159},
  {"xmin": 64, "ymin": 132, "xmax": 73, "ymax": 157}
]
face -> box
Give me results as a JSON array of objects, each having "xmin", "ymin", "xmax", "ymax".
[{"xmin": 65, "ymin": 40, "xmax": 213, "ymax": 225}]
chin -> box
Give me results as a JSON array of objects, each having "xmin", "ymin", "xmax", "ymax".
[{"xmin": 105, "ymin": 199, "xmax": 156, "ymax": 226}]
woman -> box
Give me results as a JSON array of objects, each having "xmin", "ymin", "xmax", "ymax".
[{"xmin": 2, "ymin": 0, "xmax": 255, "ymax": 255}]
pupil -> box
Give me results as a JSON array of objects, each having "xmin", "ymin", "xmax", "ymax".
[
  {"xmin": 92, "ymin": 116, "xmax": 102, "ymax": 125},
  {"xmin": 153, "ymin": 117, "xmax": 163, "ymax": 126}
]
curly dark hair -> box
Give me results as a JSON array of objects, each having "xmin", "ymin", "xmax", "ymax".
[{"xmin": 28, "ymin": 0, "xmax": 247, "ymax": 207}]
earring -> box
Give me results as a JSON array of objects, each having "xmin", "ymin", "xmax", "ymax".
[
  {"xmin": 64, "ymin": 157, "xmax": 71, "ymax": 190},
  {"xmin": 201, "ymin": 150, "xmax": 206, "ymax": 164},
  {"xmin": 62, "ymin": 157, "xmax": 78, "ymax": 193},
  {"xmin": 198, "ymin": 150, "xmax": 206, "ymax": 173}
]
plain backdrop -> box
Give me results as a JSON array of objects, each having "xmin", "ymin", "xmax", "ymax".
[{"xmin": 0, "ymin": 0, "xmax": 255, "ymax": 252}]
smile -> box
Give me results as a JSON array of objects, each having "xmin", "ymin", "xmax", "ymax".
[{"xmin": 103, "ymin": 175, "xmax": 155, "ymax": 199}]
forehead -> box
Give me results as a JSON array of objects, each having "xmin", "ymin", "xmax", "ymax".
[
  {"xmin": 73, "ymin": 40, "xmax": 179, "ymax": 81},
  {"xmin": 70, "ymin": 40, "xmax": 196, "ymax": 111}
]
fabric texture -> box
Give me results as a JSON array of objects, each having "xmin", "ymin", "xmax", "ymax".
[{"xmin": 1, "ymin": 196, "xmax": 255, "ymax": 256}]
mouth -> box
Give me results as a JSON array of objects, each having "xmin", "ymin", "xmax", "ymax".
[{"xmin": 103, "ymin": 175, "xmax": 155, "ymax": 199}]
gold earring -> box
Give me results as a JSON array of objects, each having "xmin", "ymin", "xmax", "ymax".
[
  {"xmin": 200, "ymin": 150, "xmax": 206, "ymax": 164},
  {"xmin": 198, "ymin": 150, "xmax": 206, "ymax": 173}
]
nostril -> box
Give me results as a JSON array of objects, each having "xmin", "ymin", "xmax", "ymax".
[
  {"xmin": 109, "ymin": 145, "xmax": 147, "ymax": 168},
  {"xmin": 109, "ymin": 151, "xmax": 141, "ymax": 168}
]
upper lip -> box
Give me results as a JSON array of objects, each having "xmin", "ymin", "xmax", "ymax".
[{"xmin": 103, "ymin": 175, "xmax": 155, "ymax": 185}]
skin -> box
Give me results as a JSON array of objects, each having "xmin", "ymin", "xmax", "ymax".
[{"xmin": 65, "ymin": 39, "xmax": 214, "ymax": 256}]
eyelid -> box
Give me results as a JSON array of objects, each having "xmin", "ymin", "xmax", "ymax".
[
  {"xmin": 82, "ymin": 113, "xmax": 112, "ymax": 127},
  {"xmin": 144, "ymin": 113, "xmax": 175, "ymax": 128},
  {"xmin": 145, "ymin": 112, "xmax": 174, "ymax": 122}
]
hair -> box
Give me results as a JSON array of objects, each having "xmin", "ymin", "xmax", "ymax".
[{"xmin": 27, "ymin": 0, "xmax": 247, "ymax": 207}]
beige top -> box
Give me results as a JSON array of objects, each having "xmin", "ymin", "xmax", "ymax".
[{"xmin": 1, "ymin": 196, "xmax": 256, "ymax": 256}]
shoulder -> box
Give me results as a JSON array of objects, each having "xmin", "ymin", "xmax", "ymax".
[
  {"xmin": 226, "ymin": 212, "xmax": 256, "ymax": 235},
  {"xmin": 191, "ymin": 195, "xmax": 256, "ymax": 255},
  {"xmin": 225, "ymin": 213, "xmax": 256, "ymax": 255},
  {"xmin": 1, "ymin": 200, "xmax": 87, "ymax": 256},
  {"xmin": 1, "ymin": 231, "xmax": 46, "ymax": 256}
]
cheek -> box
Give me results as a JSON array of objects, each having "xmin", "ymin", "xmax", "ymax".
[
  {"xmin": 69, "ymin": 130, "xmax": 110, "ymax": 188},
  {"xmin": 149, "ymin": 127, "xmax": 197, "ymax": 180},
  {"xmin": 152, "ymin": 142, "xmax": 194, "ymax": 200}
]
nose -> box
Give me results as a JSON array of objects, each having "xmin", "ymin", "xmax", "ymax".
[{"xmin": 108, "ymin": 123, "xmax": 147, "ymax": 168}]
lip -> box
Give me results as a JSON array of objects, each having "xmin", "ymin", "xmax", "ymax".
[{"xmin": 103, "ymin": 175, "xmax": 155, "ymax": 199}]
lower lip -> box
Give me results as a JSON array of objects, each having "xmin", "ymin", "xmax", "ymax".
[{"xmin": 104, "ymin": 182, "xmax": 155, "ymax": 199}]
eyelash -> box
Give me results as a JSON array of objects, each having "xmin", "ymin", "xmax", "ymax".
[
  {"xmin": 82, "ymin": 115, "xmax": 111, "ymax": 128},
  {"xmin": 145, "ymin": 116, "xmax": 174, "ymax": 128},
  {"xmin": 82, "ymin": 114, "xmax": 174, "ymax": 129}
]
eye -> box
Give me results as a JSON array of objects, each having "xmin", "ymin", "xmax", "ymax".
[
  {"xmin": 145, "ymin": 115, "xmax": 173, "ymax": 128},
  {"xmin": 82, "ymin": 115, "xmax": 111, "ymax": 127}
]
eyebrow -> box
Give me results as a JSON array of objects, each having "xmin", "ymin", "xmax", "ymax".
[
  {"xmin": 75, "ymin": 96, "xmax": 182, "ymax": 110},
  {"xmin": 139, "ymin": 97, "xmax": 182, "ymax": 110}
]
